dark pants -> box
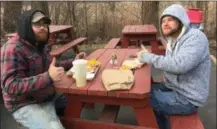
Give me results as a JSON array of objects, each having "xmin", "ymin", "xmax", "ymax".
[
  {"xmin": 52, "ymin": 92, "xmax": 67, "ymax": 116},
  {"xmin": 150, "ymin": 83, "xmax": 198, "ymax": 129}
]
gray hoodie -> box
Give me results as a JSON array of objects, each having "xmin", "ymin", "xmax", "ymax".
[{"xmin": 139, "ymin": 4, "xmax": 211, "ymax": 107}]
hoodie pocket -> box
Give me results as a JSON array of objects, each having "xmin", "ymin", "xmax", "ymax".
[{"xmin": 164, "ymin": 72, "xmax": 179, "ymax": 86}]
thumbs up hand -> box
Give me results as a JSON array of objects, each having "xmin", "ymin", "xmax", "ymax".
[
  {"xmin": 48, "ymin": 57, "xmax": 65, "ymax": 82},
  {"xmin": 140, "ymin": 44, "xmax": 149, "ymax": 53},
  {"xmin": 136, "ymin": 44, "xmax": 150, "ymax": 63}
]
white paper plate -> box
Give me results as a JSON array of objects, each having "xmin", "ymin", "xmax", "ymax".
[{"xmin": 67, "ymin": 67, "xmax": 99, "ymax": 80}]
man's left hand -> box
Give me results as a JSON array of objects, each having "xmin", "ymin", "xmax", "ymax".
[
  {"xmin": 75, "ymin": 52, "xmax": 86, "ymax": 59},
  {"xmin": 136, "ymin": 44, "xmax": 150, "ymax": 61}
]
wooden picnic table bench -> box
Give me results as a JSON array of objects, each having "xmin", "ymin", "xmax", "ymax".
[
  {"xmin": 152, "ymin": 76, "xmax": 204, "ymax": 129},
  {"xmin": 61, "ymin": 118, "xmax": 156, "ymax": 129},
  {"xmin": 49, "ymin": 37, "xmax": 87, "ymax": 57},
  {"xmin": 104, "ymin": 38, "xmax": 121, "ymax": 49},
  {"xmin": 54, "ymin": 48, "xmax": 159, "ymax": 129},
  {"xmin": 170, "ymin": 113, "xmax": 204, "ymax": 129}
]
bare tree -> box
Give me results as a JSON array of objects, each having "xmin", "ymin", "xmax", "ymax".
[
  {"xmin": 196, "ymin": 1, "xmax": 204, "ymax": 10},
  {"xmin": 84, "ymin": 2, "xmax": 89, "ymax": 37},
  {"xmin": 0, "ymin": 1, "xmax": 2, "ymax": 38},
  {"xmin": 98, "ymin": 3, "xmax": 108, "ymax": 39},
  {"xmin": 95, "ymin": 3, "xmax": 98, "ymax": 29},
  {"xmin": 141, "ymin": 1, "xmax": 159, "ymax": 29},
  {"xmin": 68, "ymin": 1, "xmax": 77, "ymax": 38},
  {"xmin": 203, "ymin": 2, "xmax": 208, "ymax": 35},
  {"xmin": 3, "ymin": 1, "xmax": 22, "ymax": 33},
  {"xmin": 50, "ymin": 2, "xmax": 61, "ymax": 25},
  {"xmin": 31, "ymin": 1, "xmax": 49, "ymax": 16},
  {"xmin": 108, "ymin": 2, "xmax": 116, "ymax": 37}
]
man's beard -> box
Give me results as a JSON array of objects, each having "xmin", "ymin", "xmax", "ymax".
[
  {"xmin": 163, "ymin": 27, "xmax": 181, "ymax": 37},
  {"xmin": 35, "ymin": 32, "xmax": 48, "ymax": 44},
  {"xmin": 162, "ymin": 23, "xmax": 183, "ymax": 38}
]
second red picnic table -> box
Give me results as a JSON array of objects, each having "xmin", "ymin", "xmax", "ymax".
[
  {"xmin": 48, "ymin": 25, "xmax": 85, "ymax": 55},
  {"xmin": 121, "ymin": 24, "xmax": 161, "ymax": 54},
  {"xmin": 48, "ymin": 25, "xmax": 73, "ymax": 45},
  {"xmin": 54, "ymin": 48, "xmax": 159, "ymax": 129}
]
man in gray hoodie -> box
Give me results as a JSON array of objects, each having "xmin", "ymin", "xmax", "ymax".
[{"xmin": 137, "ymin": 4, "xmax": 211, "ymax": 129}]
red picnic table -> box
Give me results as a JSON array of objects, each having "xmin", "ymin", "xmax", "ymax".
[
  {"xmin": 48, "ymin": 25, "xmax": 73, "ymax": 45},
  {"xmin": 121, "ymin": 25, "xmax": 164, "ymax": 55},
  {"xmin": 47, "ymin": 25, "xmax": 87, "ymax": 56},
  {"xmin": 54, "ymin": 48, "xmax": 159, "ymax": 129}
]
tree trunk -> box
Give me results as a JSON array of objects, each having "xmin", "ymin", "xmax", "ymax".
[
  {"xmin": 204, "ymin": 2, "xmax": 208, "ymax": 35},
  {"xmin": 99, "ymin": 4, "xmax": 107, "ymax": 39},
  {"xmin": 0, "ymin": 1, "xmax": 2, "ymax": 38},
  {"xmin": 141, "ymin": 1, "xmax": 159, "ymax": 30},
  {"xmin": 49, "ymin": 2, "xmax": 60, "ymax": 25},
  {"xmin": 95, "ymin": 4, "xmax": 98, "ymax": 29},
  {"xmin": 31, "ymin": 1, "xmax": 49, "ymax": 16},
  {"xmin": 84, "ymin": 3, "xmax": 88, "ymax": 37},
  {"xmin": 109, "ymin": 2, "xmax": 116, "ymax": 37},
  {"xmin": 3, "ymin": 1, "xmax": 22, "ymax": 33},
  {"xmin": 196, "ymin": 1, "xmax": 204, "ymax": 10},
  {"xmin": 68, "ymin": 1, "xmax": 77, "ymax": 38}
]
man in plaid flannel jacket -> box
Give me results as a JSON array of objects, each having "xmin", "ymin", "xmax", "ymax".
[{"xmin": 1, "ymin": 10, "xmax": 84, "ymax": 129}]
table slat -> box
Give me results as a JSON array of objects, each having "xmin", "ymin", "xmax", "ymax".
[
  {"xmin": 100, "ymin": 49, "xmax": 129, "ymax": 97},
  {"xmin": 49, "ymin": 25, "xmax": 72, "ymax": 34},
  {"xmin": 122, "ymin": 25, "xmax": 157, "ymax": 35},
  {"xmin": 128, "ymin": 65, "xmax": 151, "ymax": 99},
  {"xmin": 87, "ymin": 49, "xmax": 118, "ymax": 96}
]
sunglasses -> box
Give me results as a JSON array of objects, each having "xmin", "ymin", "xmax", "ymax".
[{"xmin": 32, "ymin": 22, "xmax": 49, "ymax": 29}]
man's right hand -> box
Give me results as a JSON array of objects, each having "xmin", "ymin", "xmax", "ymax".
[{"xmin": 48, "ymin": 57, "xmax": 65, "ymax": 82}]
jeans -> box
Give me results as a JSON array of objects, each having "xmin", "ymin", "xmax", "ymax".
[
  {"xmin": 12, "ymin": 93, "xmax": 67, "ymax": 129},
  {"xmin": 150, "ymin": 83, "xmax": 198, "ymax": 129}
]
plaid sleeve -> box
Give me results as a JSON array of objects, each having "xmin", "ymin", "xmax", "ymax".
[{"xmin": 1, "ymin": 43, "xmax": 52, "ymax": 95}]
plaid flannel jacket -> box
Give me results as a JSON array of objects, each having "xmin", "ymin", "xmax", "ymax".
[{"xmin": 1, "ymin": 35, "xmax": 73, "ymax": 112}]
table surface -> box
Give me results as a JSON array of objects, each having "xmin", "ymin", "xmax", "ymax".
[
  {"xmin": 54, "ymin": 48, "xmax": 151, "ymax": 99},
  {"xmin": 122, "ymin": 25, "xmax": 157, "ymax": 35},
  {"xmin": 5, "ymin": 25, "xmax": 73, "ymax": 37},
  {"xmin": 49, "ymin": 25, "xmax": 72, "ymax": 34}
]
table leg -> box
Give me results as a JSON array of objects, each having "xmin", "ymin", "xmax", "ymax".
[
  {"xmin": 150, "ymin": 40, "xmax": 159, "ymax": 54},
  {"xmin": 83, "ymin": 103, "xmax": 95, "ymax": 109},
  {"xmin": 121, "ymin": 37, "xmax": 130, "ymax": 48},
  {"xmin": 67, "ymin": 28, "xmax": 73, "ymax": 40},
  {"xmin": 64, "ymin": 95, "xmax": 83, "ymax": 119},
  {"xmin": 73, "ymin": 46, "xmax": 80, "ymax": 54},
  {"xmin": 134, "ymin": 104, "xmax": 159, "ymax": 128},
  {"xmin": 49, "ymin": 33, "xmax": 56, "ymax": 45}
]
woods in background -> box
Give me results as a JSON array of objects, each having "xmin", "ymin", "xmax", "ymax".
[{"xmin": 0, "ymin": 1, "xmax": 216, "ymax": 43}]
